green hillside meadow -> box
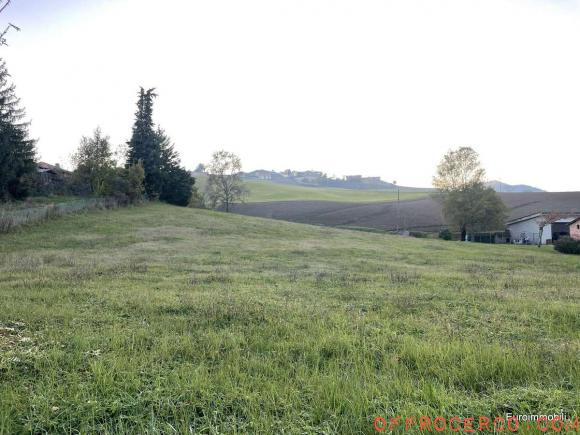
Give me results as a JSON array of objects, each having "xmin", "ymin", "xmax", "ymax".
[
  {"xmin": 0, "ymin": 203, "xmax": 578, "ymax": 433},
  {"xmin": 242, "ymin": 181, "xmax": 429, "ymax": 203},
  {"xmin": 196, "ymin": 177, "xmax": 429, "ymax": 203}
]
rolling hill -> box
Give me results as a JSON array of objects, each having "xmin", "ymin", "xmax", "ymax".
[
  {"xmin": 1, "ymin": 203, "xmax": 578, "ymax": 432},
  {"xmin": 196, "ymin": 176, "xmax": 430, "ymax": 203},
  {"xmin": 239, "ymin": 170, "xmax": 431, "ymax": 192},
  {"xmin": 233, "ymin": 191, "xmax": 580, "ymax": 232},
  {"xmin": 486, "ymin": 180, "xmax": 545, "ymax": 193},
  {"xmin": 242, "ymin": 180, "xmax": 429, "ymax": 202}
]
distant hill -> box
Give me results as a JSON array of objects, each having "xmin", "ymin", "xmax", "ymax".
[
  {"xmin": 239, "ymin": 169, "xmax": 431, "ymax": 192},
  {"xmin": 195, "ymin": 175, "xmax": 429, "ymax": 203},
  {"xmin": 486, "ymin": 180, "xmax": 544, "ymax": 193}
]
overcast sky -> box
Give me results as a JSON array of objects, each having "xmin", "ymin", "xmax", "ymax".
[{"xmin": 2, "ymin": 0, "xmax": 579, "ymax": 191}]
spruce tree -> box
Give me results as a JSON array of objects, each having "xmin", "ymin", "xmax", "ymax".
[
  {"xmin": 126, "ymin": 88, "xmax": 193, "ymax": 205},
  {"xmin": 156, "ymin": 128, "xmax": 194, "ymax": 206},
  {"xmin": 0, "ymin": 59, "xmax": 36, "ymax": 201},
  {"xmin": 126, "ymin": 87, "xmax": 162, "ymax": 197}
]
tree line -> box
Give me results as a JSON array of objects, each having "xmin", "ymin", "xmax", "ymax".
[
  {"xmin": 0, "ymin": 57, "xmax": 246, "ymax": 210},
  {"xmin": 0, "ymin": 52, "xmax": 506, "ymax": 230},
  {"xmin": 68, "ymin": 87, "xmax": 195, "ymax": 206}
]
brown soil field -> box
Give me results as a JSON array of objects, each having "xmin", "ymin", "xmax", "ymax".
[{"xmin": 231, "ymin": 192, "xmax": 580, "ymax": 232}]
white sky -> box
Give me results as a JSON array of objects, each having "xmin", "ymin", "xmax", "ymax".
[{"xmin": 2, "ymin": 0, "xmax": 580, "ymax": 191}]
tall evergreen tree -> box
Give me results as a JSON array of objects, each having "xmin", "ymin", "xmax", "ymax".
[
  {"xmin": 157, "ymin": 128, "xmax": 194, "ymax": 207},
  {"xmin": 0, "ymin": 59, "xmax": 36, "ymax": 201},
  {"xmin": 125, "ymin": 88, "xmax": 193, "ymax": 205},
  {"xmin": 126, "ymin": 87, "xmax": 162, "ymax": 197}
]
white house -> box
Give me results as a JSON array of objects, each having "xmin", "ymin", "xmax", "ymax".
[
  {"xmin": 506, "ymin": 213, "xmax": 552, "ymax": 245},
  {"xmin": 506, "ymin": 212, "xmax": 580, "ymax": 245}
]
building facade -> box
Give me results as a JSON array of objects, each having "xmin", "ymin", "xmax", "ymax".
[
  {"xmin": 570, "ymin": 218, "xmax": 580, "ymax": 241},
  {"xmin": 506, "ymin": 213, "xmax": 551, "ymax": 245},
  {"xmin": 507, "ymin": 213, "xmax": 580, "ymax": 245}
]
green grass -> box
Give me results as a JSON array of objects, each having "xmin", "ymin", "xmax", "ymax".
[
  {"xmin": 197, "ymin": 176, "xmax": 429, "ymax": 203},
  {"xmin": 0, "ymin": 203, "xmax": 578, "ymax": 433},
  {"xmin": 244, "ymin": 181, "xmax": 429, "ymax": 202},
  {"xmin": 0, "ymin": 198, "xmax": 124, "ymax": 233}
]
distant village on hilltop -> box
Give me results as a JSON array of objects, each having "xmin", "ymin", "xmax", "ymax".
[{"xmin": 192, "ymin": 165, "xmax": 544, "ymax": 193}]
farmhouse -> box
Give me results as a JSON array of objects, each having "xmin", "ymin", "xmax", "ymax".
[
  {"xmin": 552, "ymin": 217, "xmax": 579, "ymax": 240},
  {"xmin": 569, "ymin": 217, "xmax": 580, "ymax": 241},
  {"xmin": 506, "ymin": 212, "xmax": 580, "ymax": 245},
  {"xmin": 37, "ymin": 162, "xmax": 70, "ymax": 193},
  {"xmin": 243, "ymin": 170, "xmax": 276, "ymax": 180}
]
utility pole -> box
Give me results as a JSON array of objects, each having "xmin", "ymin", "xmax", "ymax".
[{"xmin": 393, "ymin": 180, "xmax": 400, "ymax": 233}]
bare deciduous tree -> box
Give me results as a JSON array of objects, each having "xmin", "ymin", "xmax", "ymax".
[
  {"xmin": 0, "ymin": 1, "xmax": 20, "ymax": 46},
  {"xmin": 536, "ymin": 211, "xmax": 563, "ymax": 248},
  {"xmin": 205, "ymin": 150, "xmax": 247, "ymax": 212},
  {"xmin": 0, "ymin": 0, "xmax": 12, "ymax": 15}
]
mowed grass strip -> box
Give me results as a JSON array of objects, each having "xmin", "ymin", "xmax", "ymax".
[{"xmin": 0, "ymin": 203, "xmax": 578, "ymax": 434}]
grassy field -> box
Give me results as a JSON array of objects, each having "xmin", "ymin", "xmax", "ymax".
[
  {"xmin": 0, "ymin": 196, "xmax": 80, "ymax": 212},
  {"xmin": 243, "ymin": 181, "xmax": 429, "ymax": 203},
  {"xmin": 232, "ymin": 191, "xmax": 580, "ymax": 233},
  {"xmin": 196, "ymin": 177, "xmax": 429, "ymax": 203},
  {"xmin": 0, "ymin": 203, "xmax": 578, "ymax": 433}
]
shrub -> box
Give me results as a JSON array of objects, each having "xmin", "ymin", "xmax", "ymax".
[
  {"xmin": 439, "ymin": 228, "xmax": 453, "ymax": 240},
  {"xmin": 409, "ymin": 231, "xmax": 429, "ymax": 239},
  {"xmin": 554, "ymin": 237, "xmax": 580, "ymax": 255},
  {"xmin": 188, "ymin": 186, "xmax": 206, "ymax": 209},
  {"xmin": 100, "ymin": 164, "xmax": 145, "ymax": 205},
  {"xmin": 159, "ymin": 166, "xmax": 194, "ymax": 207}
]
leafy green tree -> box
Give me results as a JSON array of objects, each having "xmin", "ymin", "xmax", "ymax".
[
  {"xmin": 124, "ymin": 162, "xmax": 146, "ymax": 203},
  {"xmin": 434, "ymin": 147, "xmax": 506, "ymax": 241},
  {"xmin": 433, "ymin": 147, "xmax": 485, "ymax": 192},
  {"xmin": 72, "ymin": 127, "xmax": 145, "ymax": 203},
  {"xmin": 0, "ymin": 59, "xmax": 36, "ymax": 201},
  {"xmin": 100, "ymin": 162, "xmax": 145, "ymax": 205},
  {"xmin": 71, "ymin": 127, "xmax": 115, "ymax": 195},
  {"xmin": 442, "ymin": 183, "xmax": 507, "ymax": 240},
  {"xmin": 205, "ymin": 150, "xmax": 246, "ymax": 212}
]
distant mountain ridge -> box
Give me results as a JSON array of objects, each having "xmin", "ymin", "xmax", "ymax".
[{"xmin": 485, "ymin": 180, "xmax": 545, "ymax": 193}]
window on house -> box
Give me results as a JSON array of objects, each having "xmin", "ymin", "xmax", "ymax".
[{"xmin": 577, "ymin": 224, "xmax": 579, "ymax": 230}]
